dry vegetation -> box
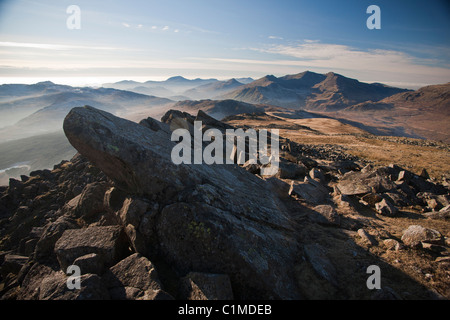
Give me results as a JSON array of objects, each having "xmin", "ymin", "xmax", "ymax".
[
  {"xmin": 264, "ymin": 112, "xmax": 450, "ymax": 181},
  {"xmin": 225, "ymin": 112, "xmax": 450, "ymax": 299}
]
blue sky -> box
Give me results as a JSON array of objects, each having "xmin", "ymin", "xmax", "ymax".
[{"xmin": 0, "ymin": 0, "xmax": 449, "ymax": 88}]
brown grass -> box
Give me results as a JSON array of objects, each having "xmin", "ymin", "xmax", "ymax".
[{"xmin": 235, "ymin": 113, "xmax": 450, "ymax": 180}]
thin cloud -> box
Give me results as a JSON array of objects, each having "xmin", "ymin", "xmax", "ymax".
[
  {"xmin": 122, "ymin": 22, "xmax": 130, "ymax": 28},
  {"xmin": 0, "ymin": 41, "xmax": 74, "ymax": 51},
  {"xmin": 0, "ymin": 41, "xmax": 137, "ymax": 53},
  {"xmin": 268, "ymin": 36, "xmax": 284, "ymax": 40},
  {"xmin": 250, "ymin": 41, "xmax": 450, "ymax": 79}
]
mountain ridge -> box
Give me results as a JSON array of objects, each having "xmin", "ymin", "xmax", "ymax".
[{"xmin": 222, "ymin": 71, "xmax": 411, "ymax": 110}]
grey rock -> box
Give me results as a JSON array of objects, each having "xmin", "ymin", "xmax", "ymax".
[
  {"xmin": 383, "ymin": 239, "xmax": 403, "ymax": 251},
  {"xmin": 303, "ymin": 244, "xmax": 338, "ymax": 287},
  {"xmin": 312, "ymin": 205, "xmax": 340, "ymax": 226},
  {"xmin": 309, "ymin": 168, "xmax": 326, "ymax": 183},
  {"xmin": 34, "ymin": 216, "xmax": 78, "ymax": 261},
  {"xmin": 17, "ymin": 263, "xmax": 57, "ymax": 300},
  {"xmin": 103, "ymin": 187, "xmax": 127, "ymax": 212},
  {"xmin": 38, "ymin": 272, "xmax": 110, "ymax": 300},
  {"xmin": 157, "ymin": 201, "xmax": 300, "ymax": 299},
  {"xmin": 276, "ymin": 160, "xmax": 307, "ymax": 179},
  {"xmin": 336, "ymin": 167, "xmax": 397, "ymax": 196},
  {"xmin": 360, "ymin": 193, "xmax": 383, "ymax": 207},
  {"xmin": 424, "ymin": 205, "xmax": 450, "ymax": 220},
  {"xmin": 63, "ymin": 106, "xmax": 302, "ymax": 299},
  {"xmin": 72, "ymin": 182, "xmax": 109, "ymax": 220},
  {"xmin": 371, "ymin": 286, "xmax": 402, "ymax": 300},
  {"xmin": 357, "ymin": 229, "xmax": 378, "ymax": 246},
  {"xmin": 289, "ymin": 177, "xmax": 329, "ymax": 205},
  {"xmin": 117, "ymin": 197, "xmax": 149, "ymax": 228},
  {"xmin": 0, "ymin": 254, "xmax": 28, "ymax": 278},
  {"xmin": 375, "ymin": 198, "xmax": 398, "ymax": 217},
  {"xmin": 73, "ymin": 253, "xmax": 104, "ymax": 275},
  {"xmin": 401, "ymin": 225, "xmax": 444, "ymax": 248},
  {"xmin": 103, "ymin": 253, "xmax": 172, "ymax": 300},
  {"xmin": 54, "ymin": 226, "xmax": 129, "ymax": 271},
  {"xmin": 397, "ymin": 170, "xmax": 411, "ymax": 182},
  {"xmin": 180, "ymin": 272, "xmax": 234, "ymax": 300}
]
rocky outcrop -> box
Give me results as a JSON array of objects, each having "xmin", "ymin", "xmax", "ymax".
[
  {"xmin": 0, "ymin": 105, "xmax": 449, "ymax": 300},
  {"xmin": 62, "ymin": 106, "xmax": 301, "ymax": 299}
]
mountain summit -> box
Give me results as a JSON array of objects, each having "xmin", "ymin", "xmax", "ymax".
[{"xmin": 223, "ymin": 71, "xmax": 409, "ymax": 110}]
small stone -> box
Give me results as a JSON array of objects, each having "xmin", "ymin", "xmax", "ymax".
[
  {"xmin": 357, "ymin": 229, "xmax": 378, "ymax": 246},
  {"xmin": 375, "ymin": 199, "xmax": 398, "ymax": 217},
  {"xmin": 383, "ymin": 239, "xmax": 403, "ymax": 251}
]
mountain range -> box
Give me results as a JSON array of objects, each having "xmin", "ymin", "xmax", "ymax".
[
  {"xmin": 103, "ymin": 76, "xmax": 254, "ymax": 100},
  {"xmin": 221, "ymin": 71, "xmax": 411, "ymax": 110},
  {"xmin": 0, "ymin": 72, "xmax": 448, "ymax": 185}
]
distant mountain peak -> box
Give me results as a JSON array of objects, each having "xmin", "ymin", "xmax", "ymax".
[
  {"xmin": 225, "ymin": 78, "xmax": 241, "ymax": 85},
  {"xmin": 35, "ymin": 81, "xmax": 56, "ymax": 86},
  {"xmin": 166, "ymin": 76, "xmax": 188, "ymax": 82},
  {"xmin": 264, "ymin": 75, "xmax": 278, "ymax": 81},
  {"xmin": 325, "ymin": 72, "xmax": 342, "ymax": 78}
]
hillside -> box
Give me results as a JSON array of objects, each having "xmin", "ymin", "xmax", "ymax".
[
  {"xmin": 334, "ymin": 83, "xmax": 450, "ymax": 143},
  {"xmin": 0, "ymin": 131, "xmax": 76, "ymax": 186},
  {"xmin": 171, "ymin": 99, "xmax": 277, "ymax": 120},
  {"xmin": 222, "ymin": 71, "xmax": 409, "ymax": 110},
  {"xmin": 0, "ymin": 83, "xmax": 173, "ymax": 143},
  {"xmin": 183, "ymin": 79, "xmax": 244, "ymax": 100}
]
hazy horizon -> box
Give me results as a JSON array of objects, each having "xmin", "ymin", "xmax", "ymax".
[
  {"xmin": 0, "ymin": 0, "xmax": 449, "ymax": 90},
  {"xmin": 0, "ymin": 72, "xmax": 441, "ymax": 90}
]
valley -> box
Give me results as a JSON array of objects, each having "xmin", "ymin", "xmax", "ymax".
[{"xmin": 0, "ymin": 71, "xmax": 448, "ymax": 187}]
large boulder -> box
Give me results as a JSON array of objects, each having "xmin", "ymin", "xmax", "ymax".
[
  {"xmin": 38, "ymin": 272, "xmax": 110, "ymax": 300},
  {"xmin": 103, "ymin": 253, "xmax": 172, "ymax": 300},
  {"xmin": 288, "ymin": 176, "xmax": 329, "ymax": 204},
  {"xmin": 63, "ymin": 106, "xmax": 301, "ymax": 299},
  {"xmin": 336, "ymin": 167, "xmax": 397, "ymax": 196},
  {"xmin": 157, "ymin": 200, "xmax": 299, "ymax": 299},
  {"xmin": 401, "ymin": 225, "xmax": 444, "ymax": 248}
]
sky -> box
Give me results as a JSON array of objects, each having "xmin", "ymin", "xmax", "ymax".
[{"xmin": 0, "ymin": 0, "xmax": 449, "ymax": 88}]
